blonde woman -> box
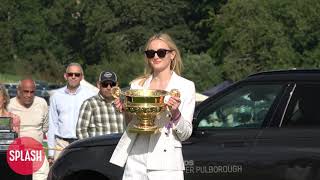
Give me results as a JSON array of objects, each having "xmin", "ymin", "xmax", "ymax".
[
  {"xmin": 110, "ymin": 33, "xmax": 196, "ymax": 180},
  {"xmin": 0, "ymin": 84, "xmax": 20, "ymax": 134}
]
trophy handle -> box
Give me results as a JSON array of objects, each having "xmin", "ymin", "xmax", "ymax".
[
  {"xmin": 169, "ymin": 89, "xmax": 181, "ymax": 98},
  {"xmin": 111, "ymin": 87, "xmax": 122, "ymax": 99},
  {"xmin": 166, "ymin": 89, "xmax": 181, "ymax": 113}
]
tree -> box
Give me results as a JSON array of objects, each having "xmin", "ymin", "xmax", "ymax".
[
  {"xmin": 183, "ymin": 53, "xmax": 222, "ymax": 91},
  {"xmin": 208, "ymin": 0, "xmax": 320, "ymax": 81},
  {"xmin": 1, "ymin": 0, "xmax": 65, "ymax": 81},
  {"xmin": 85, "ymin": 52, "xmax": 145, "ymax": 87}
]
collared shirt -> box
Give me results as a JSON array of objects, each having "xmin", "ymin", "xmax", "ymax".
[
  {"xmin": 8, "ymin": 96, "xmax": 48, "ymax": 143},
  {"xmin": 76, "ymin": 93, "xmax": 125, "ymax": 139},
  {"xmin": 48, "ymin": 85, "xmax": 96, "ymax": 157}
]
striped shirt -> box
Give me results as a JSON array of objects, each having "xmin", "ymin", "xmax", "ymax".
[{"xmin": 76, "ymin": 93, "xmax": 125, "ymax": 139}]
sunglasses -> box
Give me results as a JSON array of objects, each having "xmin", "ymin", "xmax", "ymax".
[
  {"xmin": 144, "ymin": 49, "xmax": 173, "ymax": 59},
  {"xmin": 67, "ymin": 72, "xmax": 82, "ymax": 77},
  {"xmin": 101, "ymin": 82, "xmax": 117, "ymax": 88}
]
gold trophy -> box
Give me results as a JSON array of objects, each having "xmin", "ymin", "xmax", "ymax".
[{"xmin": 111, "ymin": 87, "xmax": 180, "ymax": 134}]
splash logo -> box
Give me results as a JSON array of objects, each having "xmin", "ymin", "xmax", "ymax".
[{"xmin": 6, "ymin": 137, "xmax": 45, "ymax": 175}]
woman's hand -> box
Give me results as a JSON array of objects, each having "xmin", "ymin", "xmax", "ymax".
[
  {"xmin": 11, "ymin": 115, "xmax": 20, "ymax": 134},
  {"xmin": 167, "ymin": 96, "xmax": 181, "ymax": 121},
  {"xmin": 167, "ymin": 96, "xmax": 181, "ymax": 111}
]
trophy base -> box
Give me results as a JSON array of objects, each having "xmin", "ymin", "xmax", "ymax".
[{"xmin": 129, "ymin": 125, "xmax": 159, "ymax": 134}]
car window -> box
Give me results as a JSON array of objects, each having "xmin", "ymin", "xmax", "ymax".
[
  {"xmin": 281, "ymin": 84, "xmax": 320, "ymax": 127},
  {"xmin": 198, "ymin": 84, "xmax": 284, "ymax": 129}
]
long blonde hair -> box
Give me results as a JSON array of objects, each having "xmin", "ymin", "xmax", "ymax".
[
  {"xmin": 0, "ymin": 84, "xmax": 10, "ymax": 110},
  {"xmin": 133, "ymin": 33, "xmax": 183, "ymax": 86}
]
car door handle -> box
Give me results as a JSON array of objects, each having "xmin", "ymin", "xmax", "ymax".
[
  {"xmin": 222, "ymin": 141, "xmax": 246, "ymax": 147},
  {"xmin": 182, "ymin": 141, "xmax": 193, "ymax": 145}
]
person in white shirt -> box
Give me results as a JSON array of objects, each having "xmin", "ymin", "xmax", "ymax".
[
  {"xmin": 47, "ymin": 63, "xmax": 96, "ymax": 164},
  {"xmin": 110, "ymin": 33, "xmax": 196, "ymax": 180},
  {"xmin": 8, "ymin": 78, "xmax": 49, "ymax": 180}
]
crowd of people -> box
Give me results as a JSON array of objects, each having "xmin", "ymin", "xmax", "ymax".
[{"xmin": 0, "ymin": 33, "xmax": 196, "ymax": 180}]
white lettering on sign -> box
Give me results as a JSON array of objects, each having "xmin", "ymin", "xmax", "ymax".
[
  {"xmin": 184, "ymin": 160, "xmax": 243, "ymax": 174},
  {"xmin": 9, "ymin": 150, "xmax": 42, "ymax": 161}
]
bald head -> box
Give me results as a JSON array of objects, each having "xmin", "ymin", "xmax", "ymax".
[{"xmin": 17, "ymin": 78, "xmax": 36, "ymax": 108}]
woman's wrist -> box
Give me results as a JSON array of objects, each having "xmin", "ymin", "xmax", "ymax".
[{"xmin": 171, "ymin": 110, "xmax": 181, "ymax": 122}]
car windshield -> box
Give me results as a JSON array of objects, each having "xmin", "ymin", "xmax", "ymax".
[{"xmin": 198, "ymin": 84, "xmax": 284, "ymax": 129}]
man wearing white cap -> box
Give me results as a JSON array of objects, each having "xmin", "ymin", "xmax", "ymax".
[{"xmin": 76, "ymin": 71, "xmax": 125, "ymax": 139}]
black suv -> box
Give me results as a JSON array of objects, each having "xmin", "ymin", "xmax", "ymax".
[{"xmin": 48, "ymin": 69, "xmax": 320, "ymax": 180}]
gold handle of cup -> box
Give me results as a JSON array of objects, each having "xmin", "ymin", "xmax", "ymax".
[
  {"xmin": 166, "ymin": 89, "xmax": 181, "ymax": 112},
  {"xmin": 169, "ymin": 89, "xmax": 180, "ymax": 98},
  {"xmin": 111, "ymin": 87, "xmax": 122, "ymax": 99}
]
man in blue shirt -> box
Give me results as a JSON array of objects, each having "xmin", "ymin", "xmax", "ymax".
[{"xmin": 48, "ymin": 63, "xmax": 96, "ymax": 164}]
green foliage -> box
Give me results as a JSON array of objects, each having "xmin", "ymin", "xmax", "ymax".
[
  {"xmin": 0, "ymin": 73, "xmax": 21, "ymax": 83},
  {"xmin": 0, "ymin": 0, "xmax": 67, "ymax": 81},
  {"xmin": 1, "ymin": 0, "xmax": 320, "ymax": 92},
  {"xmin": 208, "ymin": 0, "xmax": 320, "ymax": 81},
  {"xmin": 0, "ymin": 0, "xmax": 16, "ymax": 71},
  {"xmin": 12, "ymin": 51, "xmax": 65, "ymax": 82},
  {"xmin": 186, "ymin": 0, "xmax": 228, "ymax": 53},
  {"xmin": 183, "ymin": 53, "xmax": 222, "ymax": 91},
  {"xmin": 85, "ymin": 52, "xmax": 145, "ymax": 87}
]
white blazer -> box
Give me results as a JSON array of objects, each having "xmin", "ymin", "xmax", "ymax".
[{"xmin": 109, "ymin": 72, "xmax": 196, "ymax": 170}]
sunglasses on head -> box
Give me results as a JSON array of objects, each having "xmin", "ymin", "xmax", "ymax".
[
  {"xmin": 67, "ymin": 72, "xmax": 82, "ymax": 77},
  {"xmin": 101, "ymin": 82, "xmax": 116, "ymax": 88},
  {"xmin": 144, "ymin": 49, "xmax": 173, "ymax": 59}
]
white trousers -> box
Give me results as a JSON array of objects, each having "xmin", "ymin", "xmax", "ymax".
[
  {"xmin": 33, "ymin": 156, "xmax": 49, "ymax": 180},
  {"xmin": 123, "ymin": 162, "xmax": 183, "ymax": 180},
  {"xmin": 122, "ymin": 135, "xmax": 183, "ymax": 180}
]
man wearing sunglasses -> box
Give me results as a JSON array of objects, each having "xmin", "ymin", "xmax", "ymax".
[
  {"xmin": 76, "ymin": 71, "xmax": 125, "ymax": 139},
  {"xmin": 48, "ymin": 63, "xmax": 96, "ymax": 165}
]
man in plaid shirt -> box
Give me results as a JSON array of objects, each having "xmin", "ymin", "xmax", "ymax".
[{"xmin": 76, "ymin": 71, "xmax": 125, "ymax": 139}]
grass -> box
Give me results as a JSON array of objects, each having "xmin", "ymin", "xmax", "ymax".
[{"xmin": 0, "ymin": 73, "xmax": 21, "ymax": 83}]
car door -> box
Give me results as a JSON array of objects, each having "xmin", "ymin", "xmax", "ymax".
[
  {"xmin": 183, "ymin": 83, "xmax": 286, "ymax": 180},
  {"xmin": 253, "ymin": 83, "xmax": 320, "ymax": 180}
]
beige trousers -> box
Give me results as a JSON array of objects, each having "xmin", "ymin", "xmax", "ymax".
[
  {"xmin": 53, "ymin": 137, "xmax": 72, "ymax": 160},
  {"xmin": 33, "ymin": 156, "xmax": 49, "ymax": 180}
]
